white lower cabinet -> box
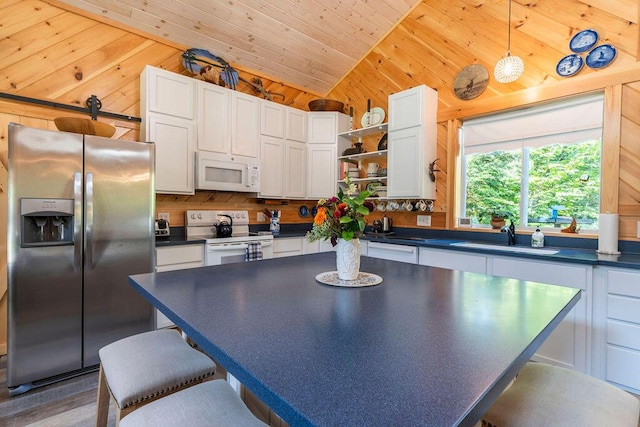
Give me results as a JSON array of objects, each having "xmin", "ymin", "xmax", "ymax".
[
  {"xmin": 273, "ymin": 237, "xmax": 304, "ymax": 258},
  {"xmin": 367, "ymin": 242, "xmax": 417, "ymax": 264},
  {"xmin": 595, "ymin": 267, "xmax": 640, "ymax": 393},
  {"xmin": 418, "ymin": 247, "xmax": 487, "ymax": 273},
  {"xmin": 489, "ymin": 257, "xmax": 591, "ymax": 373},
  {"xmin": 155, "ymin": 245, "xmax": 205, "ymax": 328},
  {"xmin": 303, "ymin": 238, "xmax": 339, "ymax": 254}
]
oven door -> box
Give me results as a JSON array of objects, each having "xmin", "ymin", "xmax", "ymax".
[{"xmin": 206, "ymin": 240, "xmax": 273, "ymax": 266}]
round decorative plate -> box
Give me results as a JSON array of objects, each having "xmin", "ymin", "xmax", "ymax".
[
  {"xmin": 298, "ymin": 205, "xmax": 309, "ymax": 218},
  {"xmin": 315, "ymin": 271, "xmax": 383, "ymax": 287},
  {"xmin": 586, "ymin": 44, "xmax": 617, "ymax": 69},
  {"xmin": 361, "ymin": 107, "xmax": 385, "ymax": 128},
  {"xmin": 569, "ymin": 29, "xmax": 598, "ymax": 53},
  {"xmin": 556, "ymin": 54, "xmax": 584, "ymax": 77},
  {"xmin": 453, "ymin": 64, "xmax": 489, "ymax": 100}
]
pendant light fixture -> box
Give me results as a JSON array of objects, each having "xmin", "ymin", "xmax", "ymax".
[{"xmin": 494, "ymin": 0, "xmax": 524, "ymax": 83}]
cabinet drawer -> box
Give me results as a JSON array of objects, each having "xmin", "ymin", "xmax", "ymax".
[
  {"xmin": 608, "ymin": 269, "xmax": 640, "ymax": 298},
  {"xmin": 419, "ymin": 248, "xmax": 486, "ymax": 274},
  {"xmin": 156, "ymin": 245, "xmax": 204, "ymax": 267},
  {"xmin": 491, "ymin": 258, "xmax": 587, "ymax": 290},
  {"xmin": 607, "ymin": 319, "xmax": 640, "ymax": 349},
  {"xmin": 608, "ymin": 294, "xmax": 640, "ymax": 324},
  {"xmin": 273, "ymin": 237, "xmax": 303, "ymax": 254},
  {"xmin": 606, "ymin": 345, "xmax": 640, "ymax": 391}
]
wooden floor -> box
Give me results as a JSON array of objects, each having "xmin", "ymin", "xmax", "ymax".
[{"xmin": 0, "ymin": 355, "xmax": 117, "ymax": 427}]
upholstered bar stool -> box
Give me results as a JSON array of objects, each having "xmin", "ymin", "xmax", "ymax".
[
  {"xmin": 119, "ymin": 379, "xmax": 267, "ymax": 427},
  {"xmin": 482, "ymin": 362, "xmax": 640, "ymax": 427},
  {"xmin": 95, "ymin": 329, "xmax": 217, "ymax": 427}
]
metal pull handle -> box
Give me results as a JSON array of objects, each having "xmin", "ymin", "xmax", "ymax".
[
  {"xmin": 85, "ymin": 172, "xmax": 94, "ymax": 270},
  {"xmin": 73, "ymin": 172, "xmax": 82, "ymax": 272}
]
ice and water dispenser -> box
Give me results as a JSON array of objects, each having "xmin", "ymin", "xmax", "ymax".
[{"xmin": 20, "ymin": 198, "xmax": 74, "ymax": 246}]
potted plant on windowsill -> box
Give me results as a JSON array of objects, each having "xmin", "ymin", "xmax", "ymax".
[{"xmin": 489, "ymin": 210, "xmax": 511, "ymax": 229}]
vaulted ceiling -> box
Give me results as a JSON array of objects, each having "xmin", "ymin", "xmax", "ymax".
[{"xmin": 52, "ymin": 0, "xmax": 420, "ymax": 94}]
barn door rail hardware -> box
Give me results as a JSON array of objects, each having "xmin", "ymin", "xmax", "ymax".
[{"xmin": 0, "ymin": 92, "xmax": 141, "ymax": 122}]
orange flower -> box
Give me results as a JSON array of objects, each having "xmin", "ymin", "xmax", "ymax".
[{"xmin": 314, "ymin": 207, "xmax": 327, "ymax": 225}]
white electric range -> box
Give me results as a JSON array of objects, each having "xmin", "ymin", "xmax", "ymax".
[{"xmin": 185, "ymin": 210, "xmax": 274, "ymax": 266}]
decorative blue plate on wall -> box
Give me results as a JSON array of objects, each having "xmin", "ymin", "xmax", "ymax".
[
  {"xmin": 586, "ymin": 44, "xmax": 617, "ymax": 69},
  {"xmin": 556, "ymin": 54, "xmax": 584, "ymax": 77},
  {"xmin": 569, "ymin": 29, "xmax": 598, "ymax": 53}
]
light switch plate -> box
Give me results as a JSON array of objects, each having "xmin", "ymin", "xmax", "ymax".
[
  {"xmin": 637, "ymin": 221, "xmax": 640, "ymax": 238},
  {"xmin": 157, "ymin": 212, "xmax": 170, "ymax": 221},
  {"xmin": 257, "ymin": 212, "xmax": 267, "ymax": 222},
  {"xmin": 417, "ymin": 215, "xmax": 431, "ymax": 227}
]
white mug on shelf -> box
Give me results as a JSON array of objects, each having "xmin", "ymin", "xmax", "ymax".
[{"xmin": 367, "ymin": 163, "xmax": 379, "ymax": 176}]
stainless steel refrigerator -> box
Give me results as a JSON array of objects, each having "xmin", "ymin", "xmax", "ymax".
[{"xmin": 7, "ymin": 123, "xmax": 155, "ymax": 395}]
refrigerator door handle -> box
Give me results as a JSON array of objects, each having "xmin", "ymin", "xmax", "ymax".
[
  {"xmin": 74, "ymin": 172, "xmax": 83, "ymax": 272},
  {"xmin": 85, "ymin": 172, "xmax": 94, "ymax": 271}
]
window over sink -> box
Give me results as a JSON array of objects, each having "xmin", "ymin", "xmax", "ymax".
[{"xmin": 459, "ymin": 93, "xmax": 603, "ymax": 231}]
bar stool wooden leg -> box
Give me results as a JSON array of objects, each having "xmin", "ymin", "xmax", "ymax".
[{"xmin": 95, "ymin": 365, "xmax": 110, "ymax": 427}]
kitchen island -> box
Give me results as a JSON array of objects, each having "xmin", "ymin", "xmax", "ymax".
[{"xmin": 130, "ymin": 253, "xmax": 580, "ymax": 426}]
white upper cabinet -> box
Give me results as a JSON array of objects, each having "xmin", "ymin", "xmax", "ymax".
[
  {"xmin": 231, "ymin": 92, "xmax": 260, "ymax": 158},
  {"xmin": 308, "ymin": 112, "xmax": 343, "ymax": 144},
  {"xmin": 197, "ymin": 82, "xmax": 231, "ymax": 153},
  {"xmin": 285, "ymin": 141, "xmax": 306, "ymax": 198},
  {"xmin": 146, "ymin": 113, "xmax": 196, "ymax": 194},
  {"xmin": 307, "ymin": 112, "xmax": 349, "ymax": 199},
  {"xmin": 388, "ymin": 85, "xmax": 426, "ymax": 131},
  {"xmin": 387, "ymin": 85, "xmax": 437, "ymax": 200},
  {"xmin": 259, "ymin": 135, "xmax": 285, "ymax": 197},
  {"xmin": 141, "ymin": 65, "xmax": 195, "ymax": 120},
  {"xmin": 141, "ymin": 66, "xmax": 197, "ymax": 194},
  {"xmin": 260, "ymin": 101, "xmax": 285, "ymax": 138},
  {"xmin": 286, "ymin": 108, "xmax": 307, "ymax": 142}
]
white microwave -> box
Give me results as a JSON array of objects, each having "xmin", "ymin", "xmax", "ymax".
[{"xmin": 196, "ymin": 152, "xmax": 260, "ymax": 192}]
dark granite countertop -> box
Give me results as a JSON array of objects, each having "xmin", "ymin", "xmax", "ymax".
[
  {"xmin": 130, "ymin": 253, "xmax": 580, "ymax": 426},
  {"xmin": 156, "ymin": 225, "xmax": 640, "ymax": 269}
]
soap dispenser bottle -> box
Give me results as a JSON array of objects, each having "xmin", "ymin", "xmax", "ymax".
[{"xmin": 531, "ymin": 228, "xmax": 544, "ymax": 248}]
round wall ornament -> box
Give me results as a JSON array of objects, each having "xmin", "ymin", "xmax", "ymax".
[{"xmin": 453, "ymin": 64, "xmax": 490, "ymax": 100}]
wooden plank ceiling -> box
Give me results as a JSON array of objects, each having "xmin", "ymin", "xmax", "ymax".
[
  {"xmin": 0, "ymin": 0, "xmax": 638, "ymax": 122},
  {"xmin": 49, "ymin": 0, "xmax": 419, "ymax": 95}
]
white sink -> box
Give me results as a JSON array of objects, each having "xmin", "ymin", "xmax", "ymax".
[{"xmin": 450, "ymin": 242, "xmax": 559, "ymax": 255}]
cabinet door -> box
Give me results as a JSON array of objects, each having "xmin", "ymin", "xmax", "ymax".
[
  {"xmin": 285, "ymin": 141, "xmax": 306, "ymax": 198},
  {"xmin": 155, "ymin": 245, "xmax": 204, "ymax": 328},
  {"xmin": 232, "ymin": 92, "xmax": 260, "ymax": 157},
  {"xmin": 198, "ymin": 82, "xmax": 231, "ymax": 153},
  {"xmin": 261, "ymin": 101, "xmax": 285, "ymax": 138},
  {"xmin": 388, "ymin": 127, "xmax": 423, "ymax": 198},
  {"xmin": 307, "ymin": 144, "xmax": 337, "ymax": 199},
  {"xmin": 259, "ymin": 136, "xmax": 285, "ymax": 197},
  {"xmin": 491, "ymin": 257, "xmax": 589, "ymax": 373},
  {"xmin": 308, "ymin": 112, "xmax": 339, "ymax": 144},
  {"xmin": 418, "ymin": 248, "xmax": 487, "ymax": 274},
  {"xmin": 273, "ymin": 237, "xmax": 304, "ymax": 258},
  {"xmin": 286, "ymin": 108, "xmax": 307, "ymax": 142},
  {"xmin": 143, "ymin": 66, "xmax": 195, "ymax": 120},
  {"xmin": 367, "ymin": 242, "xmax": 418, "ymax": 264},
  {"xmin": 147, "ymin": 113, "xmax": 196, "ymax": 195},
  {"xmin": 388, "ymin": 85, "xmax": 425, "ymax": 131}
]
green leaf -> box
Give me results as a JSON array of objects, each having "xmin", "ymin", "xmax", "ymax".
[
  {"xmin": 339, "ymin": 216, "xmax": 353, "ymax": 224},
  {"xmin": 357, "ymin": 217, "xmax": 365, "ymax": 231},
  {"xmin": 356, "ymin": 205, "xmax": 370, "ymax": 215},
  {"xmin": 342, "ymin": 230, "xmax": 354, "ymax": 240}
]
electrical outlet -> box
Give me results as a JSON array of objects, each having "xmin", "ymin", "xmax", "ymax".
[
  {"xmin": 637, "ymin": 221, "xmax": 640, "ymax": 239},
  {"xmin": 157, "ymin": 212, "xmax": 170, "ymax": 221},
  {"xmin": 257, "ymin": 212, "xmax": 267, "ymax": 222},
  {"xmin": 417, "ymin": 215, "xmax": 431, "ymax": 227}
]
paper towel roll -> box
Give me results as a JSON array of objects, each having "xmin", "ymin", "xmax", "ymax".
[{"xmin": 598, "ymin": 213, "xmax": 620, "ymax": 254}]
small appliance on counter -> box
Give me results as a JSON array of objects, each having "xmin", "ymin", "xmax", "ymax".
[{"xmin": 155, "ymin": 219, "xmax": 170, "ymax": 236}]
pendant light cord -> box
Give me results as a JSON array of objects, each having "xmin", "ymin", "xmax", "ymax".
[{"xmin": 507, "ymin": 0, "xmax": 512, "ymax": 54}]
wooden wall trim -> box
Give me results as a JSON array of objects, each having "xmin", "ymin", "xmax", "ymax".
[
  {"xmin": 602, "ymin": 85, "xmax": 623, "ymax": 214},
  {"xmin": 438, "ymin": 63, "xmax": 640, "ymax": 123}
]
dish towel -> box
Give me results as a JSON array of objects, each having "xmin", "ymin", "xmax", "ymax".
[{"xmin": 245, "ymin": 242, "xmax": 263, "ymax": 261}]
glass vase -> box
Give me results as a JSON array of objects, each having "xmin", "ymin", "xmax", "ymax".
[{"xmin": 336, "ymin": 238, "xmax": 361, "ymax": 280}]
